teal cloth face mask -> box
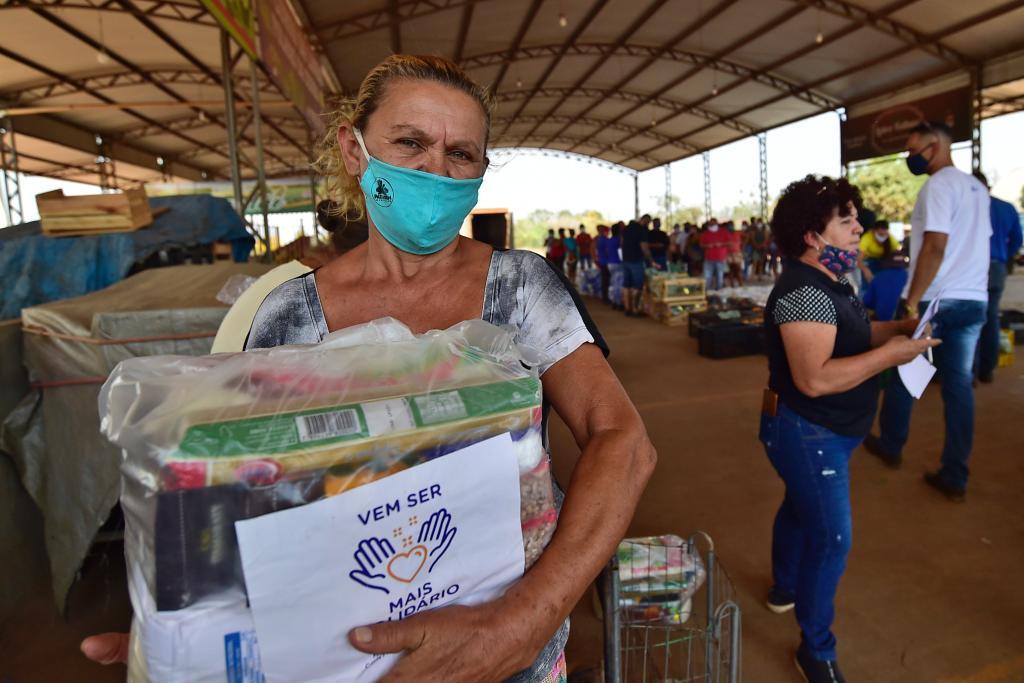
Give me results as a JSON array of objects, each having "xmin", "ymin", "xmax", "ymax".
[{"xmin": 354, "ymin": 129, "xmax": 483, "ymax": 255}]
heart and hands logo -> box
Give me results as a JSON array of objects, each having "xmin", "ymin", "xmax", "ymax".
[{"xmin": 349, "ymin": 508, "xmax": 457, "ymax": 595}]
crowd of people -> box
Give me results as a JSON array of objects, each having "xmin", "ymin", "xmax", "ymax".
[{"xmin": 544, "ymin": 215, "xmax": 786, "ymax": 302}]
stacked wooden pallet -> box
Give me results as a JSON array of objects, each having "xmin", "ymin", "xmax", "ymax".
[
  {"xmin": 643, "ymin": 272, "xmax": 707, "ymax": 326},
  {"xmin": 37, "ymin": 187, "xmax": 156, "ymax": 237}
]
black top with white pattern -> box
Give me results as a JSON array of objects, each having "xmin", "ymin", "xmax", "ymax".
[{"xmin": 765, "ymin": 260, "xmax": 879, "ymax": 437}]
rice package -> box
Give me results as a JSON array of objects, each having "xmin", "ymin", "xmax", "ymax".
[{"xmin": 99, "ymin": 318, "xmax": 557, "ymax": 682}]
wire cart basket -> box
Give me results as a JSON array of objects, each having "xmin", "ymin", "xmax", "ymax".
[{"xmin": 601, "ymin": 532, "xmax": 741, "ymax": 683}]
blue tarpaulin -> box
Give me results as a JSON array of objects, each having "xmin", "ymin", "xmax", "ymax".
[{"xmin": 0, "ymin": 195, "xmax": 254, "ymax": 320}]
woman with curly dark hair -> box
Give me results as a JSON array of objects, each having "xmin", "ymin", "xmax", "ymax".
[{"xmin": 759, "ymin": 175, "xmax": 939, "ymax": 683}]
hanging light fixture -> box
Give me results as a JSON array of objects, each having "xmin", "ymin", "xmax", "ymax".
[
  {"xmin": 815, "ymin": 31, "xmax": 824, "ymax": 44},
  {"xmin": 558, "ymin": 13, "xmax": 568, "ymax": 27},
  {"xmin": 516, "ymin": 78, "xmax": 523, "ymax": 89},
  {"xmin": 711, "ymin": 86, "xmax": 718, "ymax": 96},
  {"xmin": 95, "ymin": 13, "xmax": 112, "ymax": 64}
]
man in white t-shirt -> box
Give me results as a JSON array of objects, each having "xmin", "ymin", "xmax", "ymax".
[{"xmin": 864, "ymin": 121, "xmax": 990, "ymax": 502}]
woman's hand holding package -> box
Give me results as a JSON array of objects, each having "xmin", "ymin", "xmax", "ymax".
[
  {"xmin": 80, "ymin": 632, "xmax": 129, "ymax": 665},
  {"xmin": 349, "ymin": 597, "xmax": 543, "ymax": 682}
]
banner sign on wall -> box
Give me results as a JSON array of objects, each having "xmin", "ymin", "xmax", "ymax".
[
  {"xmin": 841, "ymin": 87, "xmax": 972, "ymax": 165},
  {"xmin": 147, "ymin": 179, "xmax": 319, "ymax": 214},
  {"xmin": 200, "ymin": 0, "xmax": 257, "ymax": 59},
  {"xmin": 256, "ymin": 0, "xmax": 326, "ymax": 133}
]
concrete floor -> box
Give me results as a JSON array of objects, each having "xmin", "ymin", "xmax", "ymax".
[{"xmin": 2, "ymin": 280, "xmax": 1023, "ymax": 682}]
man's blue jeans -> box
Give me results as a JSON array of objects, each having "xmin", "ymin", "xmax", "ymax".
[
  {"xmin": 878, "ymin": 298, "xmax": 987, "ymax": 489},
  {"xmin": 977, "ymin": 261, "xmax": 1008, "ymax": 378},
  {"xmin": 760, "ymin": 404, "xmax": 862, "ymax": 661},
  {"xmin": 704, "ymin": 260, "xmax": 726, "ymax": 291}
]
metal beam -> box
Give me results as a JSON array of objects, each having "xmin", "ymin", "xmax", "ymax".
[
  {"xmin": 541, "ymin": 0, "xmax": 741, "ymax": 149},
  {"xmin": 491, "ymin": 113, "xmax": 697, "ymax": 152},
  {"xmin": 703, "ymin": 151, "xmax": 711, "ymax": 220},
  {"xmin": 0, "ymin": 46, "xmax": 217, "ymax": 177},
  {"xmin": 452, "ymin": 1, "xmax": 474, "ymax": 62},
  {"xmin": 491, "ymin": 0, "xmax": 544, "ymax": 94},
  {"xmin": 582, "ymin": 3, "xmax": 807, "ymax": 157},
  {"xmin": 488, "ymin": 146, "xmax": 638, "ymax": 176},
  {"xmin": 461, "ymin": 42, "xmax": 838, "ymax": 110},
  {"xmin": 388, "ymin": 0, "xmax": 403, "ymax": 53},
  {"xmin": 494, "ymin": 86, "xmax": 755, "ymax": 134},
  {"xmin": 500, "ymin": 0, "xmax": 610, "ymax": 141},
  {"xmin": 634, "ymin": 0, "xmax": 1024, "ymax": 165},
  {"xmin": 0, "ymin": 0, "xmax": 216, "ymax": 25},
  {"xmin": 108, "ymin": 0, "xmax": 307, "ymax": 166},
  {"xmin": 509, "ymin": 0, "xmax": 672, "ymax": 147},
  {"xmin": 11, "ymin": 112, "xmax": 207, "ymax": 180},
  {"xmin": 0, "ymin": 117, "xmax": 23, "ymax": 226},
  {"xmin": 120, "ymin": 112, "xmax": 306, "ymax": 143},
  {"xmin": 758, "ymin": 132, "xmax": 768, "ymax": 218},
  {"xmin": 7, "ymin": 68, "xmax": 275, "ymax": 104},
  {"xmin": 496, "ymin": 134, "xmax": 661, "ymax": 167},
  {"xmin": 785, "ymin": 0, "xmax": 968, "ymax": 66},
  {"xmin": 317, "ymin": 0, "xmax": 474, "ymax": 44},
  {"xmin": 221, "ymin": 30, "xmax": 244, "ymax": 217},
  {"xmin": 972, "ymin": 65, "xmax": 982, "ymax": 172}
]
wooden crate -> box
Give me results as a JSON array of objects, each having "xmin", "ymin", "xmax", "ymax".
[
  {"xmin": 648, "ymin": 274, "xmax": 705, "ymax": 302},
  {"xmin": 37, "ymin": 187, "xmax": 154, "ymax": 236},
  {"xmin": 648, "ymin": 299, "xmax": 708, "ymax": 326}
]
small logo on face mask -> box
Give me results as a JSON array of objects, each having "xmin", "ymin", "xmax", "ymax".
[{"xmin": 372, "ymin": 177, "xmax": 394, "ymax": 207}]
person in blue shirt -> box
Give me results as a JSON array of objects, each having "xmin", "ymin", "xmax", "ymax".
[
  {"xmin": 974, "ymin": 172, "xmax": 1023, "ymax": 382},
  {"xmin": 862, "ymin": 254, "xmax": 909, "ymax": 321}
]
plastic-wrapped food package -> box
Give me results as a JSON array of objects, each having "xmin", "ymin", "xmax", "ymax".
[
  {"xmin": 617, "ymin": 535, "xmax": 706, "ymax": 626},
  {"xmin": 99, "ymin": 318, "xmax": 557, "ymax": 682}
]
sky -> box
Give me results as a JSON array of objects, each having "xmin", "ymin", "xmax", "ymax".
[{"xmin": 4, "ymin": 110, "xmax": 1022, "ymax": 242}]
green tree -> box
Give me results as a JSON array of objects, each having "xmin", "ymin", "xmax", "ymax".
[
  {"xmin": 512, "ymin": 208, "xmax": 609, "ymax": 250},
  {"xmin": 848, "ymin": 155, "xmax": 927, "ymax": 222},
  {"xmin": 1019, "ymin": 183, "xmax": 1023, "ymax": 209}
]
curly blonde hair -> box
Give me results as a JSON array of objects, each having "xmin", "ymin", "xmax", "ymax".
[{"xmin": 313, "ymin": 54, "xmax": 494, "ymax": 220}]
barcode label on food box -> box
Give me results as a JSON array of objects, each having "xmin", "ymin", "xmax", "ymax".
[
  {"xmin": 414, "ymin": 391, "xmax": 468, "ymax": 424},
  {"xmin": 295, "ymin": 409, "xmax": 360, "ymax": 442}
]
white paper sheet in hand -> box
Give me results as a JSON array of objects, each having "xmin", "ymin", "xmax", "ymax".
[
  {"xmin": 898, "ymin": 354, "xmax": 937, "ymax": 399},
  {"xmin": 235, "ymin": 432, "xmax": 526, "ymax": 683},
  {"xmin": 913, "ymin": 298, "xmax": 941, "ymax": 340}
]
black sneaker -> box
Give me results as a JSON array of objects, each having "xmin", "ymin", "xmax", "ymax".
[
  {"xmin": 923, "ymin": 470, "xmax": 966, "ymax": 502},
  {"xmin": 795, "ymin": 644, "xmax": 846, "ymax": 683},
  {"xmin": 766, "ymin": 587, "xmax": 795, "ymax": 614},
  {"xmin": 862, "ymin": 434, "xmax": 901, "ymax": 469},
  {"xmin": 978, "ymin": 371, "xmax": 994, "ymax": 384}
]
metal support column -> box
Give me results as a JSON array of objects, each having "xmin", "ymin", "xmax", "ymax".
[
  {"xmin": 971, "ymin": 65, "xmax": 983, "ymax": 173},
  {"xmin": 95, "ymin": 134, "xmax": 116, "ymax": 192},
  {"xmin": 249, "ymin": 57, "xmax": 271, "ymax": 261},
  {"xmin": 221, "ymin": 30, "xmax": 244, "ymax": 218},
  {"xmin": 0, "ymin": 117, "xmax": 23, "ymax": 227},
  {"xmin": 838, "ymin": 109, "xmax": 849, "ymax": 178},
  {"xmin": 702, "ymin": 151, "xmax": 712, "ymax": 221},
  {"xmin": 633, "ymin": 173, "xmax": 639, "ymax": 219},
  {"xmin": 758, "ymin": 133, "xmax": 768, "ymax": 219},
  {"xmin": 308, "ymin": 127, "xmax": 319, "ymax": 245},
  {"xmin": 664, "ymin": 164, "xmax": 672, "ymax": 218}
]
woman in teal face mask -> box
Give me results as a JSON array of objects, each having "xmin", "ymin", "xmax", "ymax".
[{"xmin": 81, "ymin": 55, "xmax": 657, "ymax": 683}]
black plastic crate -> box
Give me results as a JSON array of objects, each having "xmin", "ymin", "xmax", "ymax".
[
  {"xmin": 688, "ymin": 308, "xmax": 763, "ymax": 338},
  {"xmin": 698, "ymin": 322, "xmax": 765, "ymax": 359}
]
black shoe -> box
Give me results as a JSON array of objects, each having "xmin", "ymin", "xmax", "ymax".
[
  {"xmin": 923, "ymin": 470, "xmax": 966, "ymax": 502},
  {"xmin": 795, "ymin": 644, "xmax": 846, "ymax": 683},
  {"xmin": 862, "ymin": 434, "xmax": 901, "ymax": 469},
  {"xmin": 978, "ymin": 372, "xmax": 994, "ymax": 384},
  {"xmin": 766, "ymin": 587, "xmax": 795, "ymax": 614}
]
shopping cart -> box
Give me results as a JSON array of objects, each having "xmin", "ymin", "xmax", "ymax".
[{"xmin": 601, "ymin": 532, "xmax": 741, "ymax": 683}]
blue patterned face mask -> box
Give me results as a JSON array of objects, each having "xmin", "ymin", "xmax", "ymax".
[
  {"xmin": 354, "ymin": 129, "xmax": 483, "ymax": 255},
  {"xmin": 816, "ymin": 235, "xmax": 858, "ymax": 275}
]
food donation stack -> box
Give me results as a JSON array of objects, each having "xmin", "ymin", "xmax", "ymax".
[{"xmin": 99, "ymin": 318, "xmax": 557, "ymax": 682}]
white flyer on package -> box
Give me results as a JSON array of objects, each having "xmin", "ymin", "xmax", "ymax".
[{"xmin": 235, "ymin": 432, "xmax": 525, "ymax": 683}]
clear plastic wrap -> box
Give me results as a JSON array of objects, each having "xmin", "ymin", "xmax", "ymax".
[{"xmin": 99, "ymin": 318, "xmax": 556, "ymax": 682}]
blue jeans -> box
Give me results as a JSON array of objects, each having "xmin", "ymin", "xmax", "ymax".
[
  {"xmin": 977, "ymin": 261, "xmax": 1008, "ymax": 378},
  {"xmin": 760, "ymin": 404, "xmax": 861, "ymax": 661},
  {"xmin": 704, "ymin": 260, "xmax": 726, "ymax": 291},
  {"xmin": 878, "ymin": 299, "xmax": 987, "ymax": 489},
  {"xmin": 622, "ymin": 260, "xmax": 645, "ymax": 289}
]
